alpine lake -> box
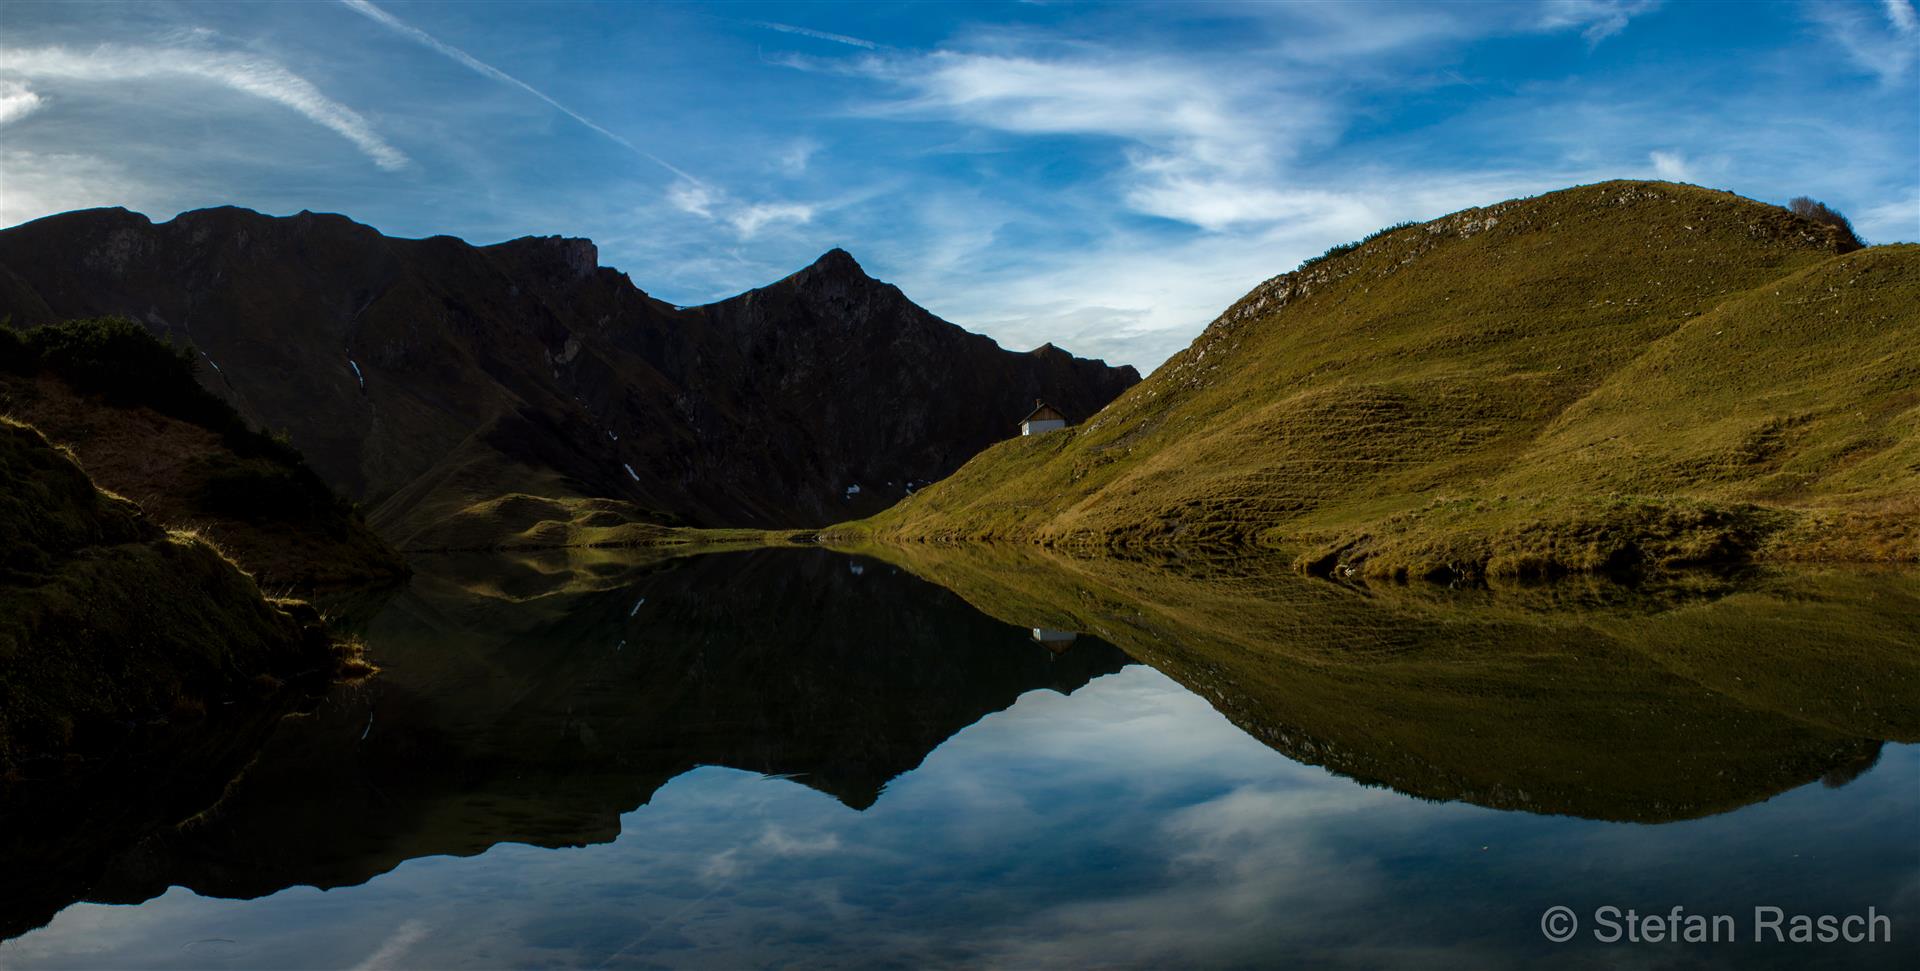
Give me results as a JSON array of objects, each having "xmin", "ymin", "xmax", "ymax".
[{"xmin": 3, "ymin": 546, "xmax": 1915, "ymax": 969}]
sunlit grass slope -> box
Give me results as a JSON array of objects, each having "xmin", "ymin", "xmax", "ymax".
[{"xmin": 862, "ymin": 181, "xmax": 1916, "ymax": 578}]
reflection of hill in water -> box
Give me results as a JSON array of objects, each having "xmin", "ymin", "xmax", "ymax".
[
  {"xmin": 21, "ymin": 549, "xmax": 1130, "ymax": 922},
  {"xmin": 863, "ymin": 545, "xmax": 1919, "ymax": 823},
  {"xmin": 11, "ymin": 547, "xmax": 1916, "ymax": 939}
]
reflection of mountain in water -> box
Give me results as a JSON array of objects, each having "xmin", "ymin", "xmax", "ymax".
[
  {"xmin": 12, "ymin": 546, "xmax": 1918, "ymax": 942},
  {"xmin": 870, "ymin": 545, "xmax": 1920, "ymax": 824},
  {"xmin": 17, "ymin": 549, "xmax": 1130, "ymax": 926}
]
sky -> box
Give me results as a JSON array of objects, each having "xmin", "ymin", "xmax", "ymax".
[{"xmin": 0, "ymin": 1, "xmax": 1915, "ymax": 370}]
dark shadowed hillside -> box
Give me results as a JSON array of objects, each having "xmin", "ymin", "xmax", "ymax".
[
  {"xmin": 0, "ymin": 210, "xmax": 1138, "ymax": 544},
  {"xmin": 0, "ymin": 417, "xmax": 353, "ymax": 937},
  {"xmin": 1, "ymin": 318, "xmax": 404, "ymax": 587}
]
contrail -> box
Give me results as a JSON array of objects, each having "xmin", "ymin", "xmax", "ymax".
[
  {"xmin": 751, "ymin": 21, "xmax": 883, "ymax": 50},
  {"xmin": 339, "ymin": 0, "xmax": 695, "ymax": 181}
]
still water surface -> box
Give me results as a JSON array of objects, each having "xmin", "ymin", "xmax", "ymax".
[{"xmin": 3, "ymin": 549, "xmax": 1915, "ymax": 968}]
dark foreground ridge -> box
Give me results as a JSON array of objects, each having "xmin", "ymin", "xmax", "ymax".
[{"xmin": 0, "ymin": 418, "xmax": 353, "ymax": 938}]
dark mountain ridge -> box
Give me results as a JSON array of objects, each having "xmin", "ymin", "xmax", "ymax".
[{"xmin": 0, "ymin": 206, "xmax": 1139, "ymax": 539}]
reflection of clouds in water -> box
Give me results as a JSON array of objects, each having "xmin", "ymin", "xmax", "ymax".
[
  {"xmin": 349, "ymin": 918, "xmax": 428, "ymax": 971},
  {"xmin": 975, "ymin": 783, "xmax": 1403, "ymax": 968},
  {"xmin": 700, "ymin": 847, "xmax": 742, "ymax": 882},
  {"xmin": 758, "ymin": 825, "xmax": 843, "ymax": 857},
  {"xmin": 5, "ymin": 670, "xmax": 1916, "ymax": 969}
]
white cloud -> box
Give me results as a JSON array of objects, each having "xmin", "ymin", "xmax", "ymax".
[
  {"xmin": 668, "ymin": 179, "xmax": 718, "ymax": 219},
  {"xmin": 1125, "ymin": 179, "xmax": 1378, "ymax": 233},
  {"xmin": 858, "ymin": 50, "xmax": 1330, "ymax": 233},
  {"xmin": 1648, "ymin": 149, "xmax": 1691, "ymax": 181},
  {"xmin": 885, "ymin": 52, "xmax": 1277, "ymax": 173},
  {"xmin": 728, "ymin": 202, "xmax": 815, "ymax": 238},
  {"xmin": 0, "ymin": 43, "xmax": 408, "ymax": 169},
  {"xmin": 0, "ymin": 79, "xmax": 43, "ymax": 126},
  {"xmin": 777, "ymin": 137, "xmax": 820, "ymax": 174},
  {"xmin": 0, "ymin": 150, "xmax": 150, "ymax": 228},
  {"xmin": 1887, "ymin": 0, "xmax": 1919, "ymax": 35},
  {"xmin": 665, "ymin": 179, "xmax": 816, "ymax": 240},
  {"xmin": 1538, "ymin": 0, "xmax": 1663, "ymax": 44}
]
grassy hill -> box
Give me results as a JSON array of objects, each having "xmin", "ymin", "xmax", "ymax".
[
  {"xmin": 858, "ymin": 181, "xmax": 1917, "ymax": 578},
  {"xmin": 1, "ymin": 318, "xmax": 405, "ymax": 587}
]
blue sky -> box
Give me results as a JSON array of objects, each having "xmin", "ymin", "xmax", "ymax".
[{"xmin": 1, "ymin": 1, "xmax": 1915, "ymax": 368}]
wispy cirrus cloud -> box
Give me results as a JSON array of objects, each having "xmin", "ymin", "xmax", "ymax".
[
  {"xmin": 666, "ymin": 180, "xmax": 816, "ymax": 239},
  {"xmin": 1538, "ymin": 0, "xmax": 1663, "ymax": 45},
  {"xmin": 850, "ymin": 49, "xmax": 1328, "ymax": 231},
  {"xmin": 1886, "ymin": 0, "xmax": 1920, "ymax": 34},
  {"xmin": 1807, "ymin": 0, "xmax": 1919, "ymax": 83},
  {"xmin": 338, "ymin": 0, "xmax": 695, "ymax": 180},
  {"xmin": 0, "ymin": 42, "xmax": 407, "ymax": 168},
  {"xmin": 341, "ymin": 1, "xmax": 820, "ymax": 243}
]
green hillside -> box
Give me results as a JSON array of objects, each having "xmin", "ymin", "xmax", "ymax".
[{"xmin": 859, "ymin": 181, "xmax": 1918, "ymax": 578}]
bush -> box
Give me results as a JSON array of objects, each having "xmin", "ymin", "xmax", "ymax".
[
  {"xmin": 1298, "ymin": 240, "xmax": 1361, "ymax": 272},
  {"xmin": 1787, "ymin": 197, "xmax": 1864, "ymax": 250},
  {"xmin": 8, "ymin": 317, "xmax": 230, "ymax": 428},
  {"xmin": 1297, "ymin": 221, "xmax": 1421, "ymax": 273}
]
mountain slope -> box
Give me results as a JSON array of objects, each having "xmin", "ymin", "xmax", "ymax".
[
  {"xmin": 0, "ymin": 418, "xmax": 340, "ymax": 776},
  {"xmin": 0, "ymin": 416, "xmax": 365, "ymax": 938},
  {"xmin": 1, "ymin": 317, "xmax": 404, "ymax": 587},
  {"xmin": 864, "ymin": 181, "xmax": 1916, "ymax": 575},
  {"xmin": 0, "ymin": 209, "xmax": 1138, "ymax": 542}
]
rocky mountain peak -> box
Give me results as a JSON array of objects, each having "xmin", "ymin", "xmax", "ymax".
[
  {"xmin": 0, "ymin": 206, "xmax": 1142, "ymax": 532},
  {"xmin": 806, "ymin": 247, "xmax": 866, "ymax": 277},
  {"xmin": 487, "ymin": 235, "xmax": 600, "ymax": 283}
]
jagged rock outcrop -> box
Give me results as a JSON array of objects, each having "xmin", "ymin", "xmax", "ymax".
[{"xmin": 0, "ymin": 209, "xmax": 1140, "ymax": 540}]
